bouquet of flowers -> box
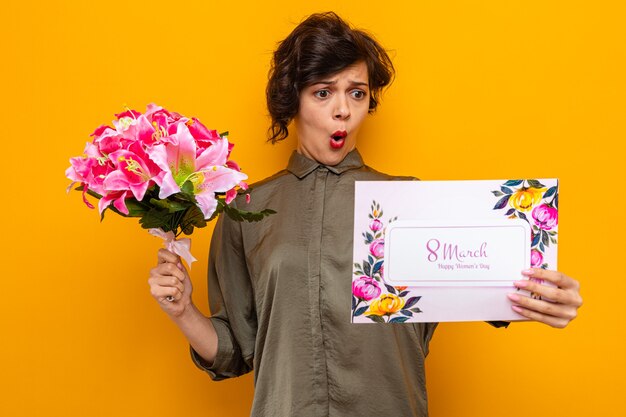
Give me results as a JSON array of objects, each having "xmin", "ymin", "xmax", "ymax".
[{"xmin": 66, "ymin": 103, "xmax": 274, "ymax": 266}]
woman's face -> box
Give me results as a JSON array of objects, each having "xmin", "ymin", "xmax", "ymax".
[{"xmin": 294, "ymin": 61, "xmax": 370, "ymax": 166}]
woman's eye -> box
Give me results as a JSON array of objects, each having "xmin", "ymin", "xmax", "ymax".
[
  {"xmin": 314, "ymin": 90, "xmax": 330, "ymax": 99},
  {"xmin": 351, "ymin": 90, "xmax": 366, "ymax": 99}
]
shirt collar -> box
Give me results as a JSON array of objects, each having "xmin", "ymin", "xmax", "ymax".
[{"xmin": 286, "ymin": 149, "xmax": 365, "ymax": 179}]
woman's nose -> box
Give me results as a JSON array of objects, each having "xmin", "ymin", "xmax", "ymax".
[{"xmin": 333, "ymin": 96, "xmax": 351, "ymax": 120}]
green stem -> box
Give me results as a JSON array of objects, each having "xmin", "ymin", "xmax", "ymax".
[
  {"xmin": 352, "ymin": 299, "xmax": 363, "ymax": 323},
  {"xmin": 170, "ymin": 208, "xmax": 187, "ymax": 237}
]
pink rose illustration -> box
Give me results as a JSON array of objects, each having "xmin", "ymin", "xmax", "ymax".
[
  {"xmin": 369, "ymin": 219, "xmax": 383, "ymax": 232},
  {"xmin": 352, "ymin": 276, "xmax": 382, "ymax": 301},
  {"xmin": 531, "ymin": 249, "xmax": 544, "ymax": 267},
  {"xmin": 369, "ymin": 239, "xmax": 384, "ymax": 258},
  {"xmin": 532, "ymin": 204, "xmax": 558, "ymax": 230}
]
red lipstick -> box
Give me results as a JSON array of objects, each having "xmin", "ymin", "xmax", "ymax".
[{"xmin": 330, "ymin": 130, "xmax": 347, "ymax": 149}]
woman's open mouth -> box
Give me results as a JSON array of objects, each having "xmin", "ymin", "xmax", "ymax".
[{"xmin": 330, "ymin": 130, "xmax": 347, "ymax": 149}]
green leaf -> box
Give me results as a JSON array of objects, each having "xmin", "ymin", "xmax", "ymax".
[
  {"xmin": 543, "ymin": 186, "xmax": 557, "ymax": 199},
  {"xmin": 528, "ymin": 179, "xmax": 546, "ymax": 189},
  {"xmin": 389, "ymin": 317, "xmax": 410, "ymax": 323},
  {"xmin": 410, "ymin": 307, "xmax": 423, "ymax": 314},
  {"xmin": 220, "ymin": 201, "xmax": 276, "ymax": 223},
  {"xmin": 150, "ymin": 198, "xmax": 190, "ymax": 213},
  {"xmin": 139, "ymin": 208, "xmax": 174, "ymax": 231},
  {"xmin": 171, "ymin": 205, "xmax": 204, "ymax": 235},
  {"xmin": 403, "ymin": 296, "xmax": 421, "ymax": 309},
  {"xmin": 173, "ymin": 190, "xmax": 198, "ymax": 204},
  {"xmin": 124, "ymin": 199, "xmax": 150, "ymax": 217},
  {"xmin": 181, "ymin": 180, "xmax": 194, "ymax": 195},
  {"xmin": 491, "ymin": 190, "xmax": 504, "ymax": 197},
  {"xmin": 372, "ymin": 260, "xmax": 385, "ymax": 274},
  {"xmin": 532, "ymin": 233, "xmax": 541, "ymax": 247},
  {"xmin": 366, "ymin": 315, "xmax": 385, "ymax": 324},
  {"xmin": 503, "ymin": 180, "xmax": 523, "ymax": 187},
  {"xmin": 384, "ymin": 284, "xmax": 397, "ymax": 294},
  {"xmin": 493, "ymin": 195, "xmax": 511, "ymax": 210},
  {"xmin": 363, "ymin": 261, "xmax": 371, "ymax": 277},
  {"xmin": 183, "ymin": 205, "xmax": 207, "ymax": 227},
  {"xmin": 354, "ymin": 306, "xmax": 369, "ymax": 316},
  {"xmin": 400, "ymin": 309, "xmax": 413, "ymax": 317}
]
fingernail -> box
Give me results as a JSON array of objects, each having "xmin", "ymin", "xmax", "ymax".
[
  {"xmin": 507, "ymin": 293, "xmax": 521, "ymax": 302},
  {"xmin": 514, "ymin": 280, "xmax": 529, "ymax": 288},
  {"xmin": 521, "ymin": 268, "xmax": 534, "ymax": 275},
  {"xmin": 511, "ymin": 305, "xmax": 523, "ymax": 313}
]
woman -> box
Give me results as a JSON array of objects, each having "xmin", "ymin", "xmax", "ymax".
[{"xmin": 148, "ymin": 12, "xmax": 582, "ymax": 417}]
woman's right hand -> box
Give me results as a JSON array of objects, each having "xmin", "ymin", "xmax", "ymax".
[{"xmin": 148, "ymin": 249, "xmax": 194, "ymax": 317}]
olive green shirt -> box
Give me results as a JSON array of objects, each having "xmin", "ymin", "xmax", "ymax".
[{"xmin": 191, "ymin": 149, "xmax": 438, "ymax": 417}]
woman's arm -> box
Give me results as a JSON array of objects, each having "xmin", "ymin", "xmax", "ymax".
[{"xmin": 148, "ymin": 248, "xmax": 218, "ymax": 365}]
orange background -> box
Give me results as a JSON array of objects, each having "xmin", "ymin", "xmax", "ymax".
[{"xmin": 1, "ymin": 1, "xmax": 624, "ymax": 416}]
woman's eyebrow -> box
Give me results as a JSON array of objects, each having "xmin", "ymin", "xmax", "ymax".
[{"xmin": 312, "ymin": 80, "xmax": 369, "ymax": 87}]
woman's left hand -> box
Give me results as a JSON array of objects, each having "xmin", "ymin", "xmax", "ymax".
[{"xmin": 507, "ymin": 268, "xmax": 583, "ymax": 328}]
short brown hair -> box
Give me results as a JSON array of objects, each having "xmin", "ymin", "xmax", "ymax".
[{"xmin": 266, "ymin": 12, "xmax": 395, "ymax": 143}]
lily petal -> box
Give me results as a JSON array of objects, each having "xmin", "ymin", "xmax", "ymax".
[
  {"xmin": 195, "ymin": 193, "xmax": 219, "ymax": 219},
  {"xmin": 196, "ymin": 166, "xmax": 248, "ymax": 194},
  {"xmin": 225, "ymin": 188, "xmax": 237, "ymax": 204},
  {"xmin": 103, "ymin": 170, "xmax": 130, "ymax": 191},
  {"xmin": 156, "ymin": 171, "xmax": 180, "ymax": 199},
  {"xmin": 167, "ymin": 123, "xmax": 197, "ymax": 183},
  {"xmin": 129, "ymin": 181, "xmax": 150, "ymax": 202},
  {"xmin": 196, "ymin": 137, "xmax": 229, "ymax": 170},
  {"xmin": 112, "ymin": 192, "xmax": 130, "ymax": 214}
]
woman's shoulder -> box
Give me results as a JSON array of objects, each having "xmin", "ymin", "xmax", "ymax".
[{"xmin": 231, "ymin": 168, "xmax": 294, "ymax": 209}]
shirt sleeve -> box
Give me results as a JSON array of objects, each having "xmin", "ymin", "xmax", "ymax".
[{"xmin": 189, "ymin": 207, "xmax": 257, "ymax": 381}]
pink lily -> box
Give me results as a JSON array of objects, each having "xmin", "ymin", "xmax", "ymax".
[
  {"xmin": 103, "ymin": 142, "xmax": 161, "ymax": 203},
  {"xmin": 147, "ymin": 122, "xmax": 247, "ymax": 219},
  {"xmin": 144, "ymin": 103, "xmax": 186, "ymax": 136},
  {"xmin": 98, "ymin": 190, "xmax": 132, "ymax": 215},
  {"xmin": 90, "ymin": 125, "xmax": 124, "ymax": 155},
  {"xmin": 66, "ymin": 144, "xmax": 115, "ymax": 208},
  {"xmin": 113, "ymin": 111, "xmax": 158, "ymax": 146}
]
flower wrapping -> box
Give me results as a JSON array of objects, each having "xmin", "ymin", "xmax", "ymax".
[{"xmin": 66, "ymin": 103, "xmax": 274, "ymax": 265}]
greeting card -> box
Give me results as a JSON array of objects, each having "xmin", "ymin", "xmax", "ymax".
[{"xmin": 351, "ymin": 179, "xmax": 558, "ymax": 323}]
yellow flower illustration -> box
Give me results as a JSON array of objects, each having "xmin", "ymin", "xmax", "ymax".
[
  {"xmin": 509, "ymin": 187, "xmax": 546, "ymax": 212},
  {"xmin": 367, "ymin": 294, "xmax": 405, "ymax": 316}
]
